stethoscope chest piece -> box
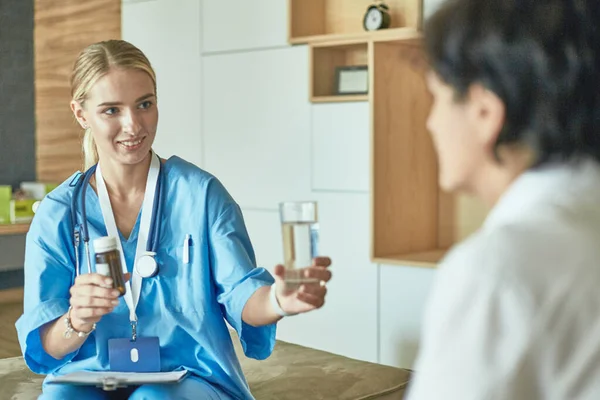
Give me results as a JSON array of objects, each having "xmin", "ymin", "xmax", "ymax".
[{"xmin": 135, "ymin": 252, "xmax": 158, "ymax": 278}]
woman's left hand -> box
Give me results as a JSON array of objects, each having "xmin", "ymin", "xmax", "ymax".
[{"xmin": 273, "ymin": 257, "xmax": 332, "ymax": 315}]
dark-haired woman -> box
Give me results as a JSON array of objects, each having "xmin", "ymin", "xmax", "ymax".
[{"xmin": 407, "ymin": 0, "xmax": 600, "ymax": 398}]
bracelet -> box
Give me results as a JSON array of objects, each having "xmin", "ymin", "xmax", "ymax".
[
  {"xmin": 269, "ymin": 284, "xmax": 297, "ymax": 317},
  {"xmin": 63, "ymin": 306, "xmax": 96, "ymax": 339}
]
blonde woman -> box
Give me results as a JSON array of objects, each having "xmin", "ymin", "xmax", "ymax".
[{"xmin": 16, "ymin": 40, "xmax": 332, "ymax": 399}]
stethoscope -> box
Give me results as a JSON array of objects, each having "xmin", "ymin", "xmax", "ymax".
[{"xmin": 70, "ymin": 155, "xmax": 164, "ymax": 279}]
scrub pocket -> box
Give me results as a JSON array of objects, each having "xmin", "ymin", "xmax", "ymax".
[{"xmin": 154, "ymin": 241, "xmax": 196, "ymax": 313}]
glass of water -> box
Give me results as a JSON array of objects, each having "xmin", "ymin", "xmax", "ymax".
[{"xmin": 279, "ymin": 201, "xmax": 319, "ymax": 290}]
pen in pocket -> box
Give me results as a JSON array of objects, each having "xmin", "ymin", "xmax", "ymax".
[{"xmin": 183, "ymin": 234, "xmax": 191, "ymax": 264}]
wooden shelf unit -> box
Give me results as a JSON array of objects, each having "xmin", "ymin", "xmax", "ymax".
[
  {"xmin": 290, "ymin": 1, "xmax": 488, "ymax": 267},
  {"xmin": 288, "ymin": 0, "xmax": 423, "ymax": 44},
  {"xmin": 370, "ymin": 40, "xmax": 489, "ymax": 267},
  {"xmin": 311, "ymin": 95, "xmax": 369, "ymax": 103},
  {"xmin": 371, "ymin": 40, "xmax": 437, "ymax": 267},
  {"xmin": 0, "ymin": 223, "xmax": 30, "ymax": 236},
  {"xmin": 293, "ymin": 26, "xmax": 422, "ymax": 45},
  {"xmin": 308, "ymin": 29, "xmax": 422, "ymax": 102},
  {"xmin": 373, "ymin": 249, "xmax": 447, "ymax": 268}
]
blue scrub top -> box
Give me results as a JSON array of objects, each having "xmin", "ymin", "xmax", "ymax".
[{"xmin": 15, "ymin": 156, "xmax": 276, "ymax": 399}]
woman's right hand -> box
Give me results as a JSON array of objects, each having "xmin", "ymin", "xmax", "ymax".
[{"xmin": 68, "ymin": 273, "xmax": 129, "ymax": 331}]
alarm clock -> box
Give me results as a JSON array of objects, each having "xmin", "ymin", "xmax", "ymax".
[{"xmin": 363, "ymin": 2, "xmax": 391, "ymax": 31}]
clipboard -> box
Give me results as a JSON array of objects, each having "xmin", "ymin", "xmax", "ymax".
[{"xmin": 46, "ymin": 370, "xmax": 189, "ymax": 391}]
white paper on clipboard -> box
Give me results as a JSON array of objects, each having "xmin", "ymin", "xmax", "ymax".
[{"xmin": 47, "ymin": 370, "xmax": 188, "ymax": 388}]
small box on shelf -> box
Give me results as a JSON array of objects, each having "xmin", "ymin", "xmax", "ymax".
[{"xmin": 335, "ymin": 65, "xmax": 369, "ymax": 95}]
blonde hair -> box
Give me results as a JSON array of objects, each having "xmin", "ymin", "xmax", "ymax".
[{"xmin": 70, "ymin": 40, "xmax": 157, "ymax": 171}]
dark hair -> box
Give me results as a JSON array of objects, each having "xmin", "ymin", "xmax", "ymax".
[{"xmin": 424, "ymin": 0, "xmax": 600, "ymax": 166}]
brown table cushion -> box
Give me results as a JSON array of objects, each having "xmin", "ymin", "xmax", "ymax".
[
  {"xmin": 0, "ymin": 356, "xmax": 41, "ymax": 399},
  {"xmin": 0, "ymin": 333, "xmax": 411, "ymax": 399},
  {"xmin": 231, "ymin": 331, "xmax": 411, "ymax": 400}
]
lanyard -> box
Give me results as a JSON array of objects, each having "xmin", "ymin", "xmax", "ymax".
[{"xmin": 96, "ymin": 151, "xmax": 160, "ymax": 338}]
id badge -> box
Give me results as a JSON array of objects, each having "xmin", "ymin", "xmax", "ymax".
[{"xmin": 108, "ymin": 337, "xmax": 161, "ymax": 372}]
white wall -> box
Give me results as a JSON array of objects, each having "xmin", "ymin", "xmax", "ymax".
[
  {"xmin": 122, "ymin": 0, "xmax": 440, "ymax": 369},
  {"xmin": 122, "ymin": 0, "xmax": 203, "ymax": 167}
]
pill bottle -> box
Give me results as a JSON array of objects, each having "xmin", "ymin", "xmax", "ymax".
[{"xmin": 93, "ymin": 236, "xmax": 126, "ymax": 296}]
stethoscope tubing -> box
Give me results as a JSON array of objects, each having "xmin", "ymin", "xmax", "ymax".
[{"xmin": 71, "ymin": 156, "xmax": 163, "ymax": 276}]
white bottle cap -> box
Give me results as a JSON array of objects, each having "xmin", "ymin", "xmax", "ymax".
[{"xmin": 93, "ymin": 236, "xmax": 118, "ymax": 253}]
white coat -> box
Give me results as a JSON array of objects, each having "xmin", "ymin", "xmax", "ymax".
[{"xmin": 407, "ymin": 158, "xmax": 600, "ymax": 400}]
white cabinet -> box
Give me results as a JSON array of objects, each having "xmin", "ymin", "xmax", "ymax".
[
  {"xmin": 203, "ymin": 47, "xmax": 311, "ymax": 210},
  {"xmin": 379, "ymin": 264, "xmax": 436, "ymax": 368},
  {"xmin": 121, "ymin": 0, "xmax": 203, "ymax": 167},
  {"xmin": 202, "ymin": 0, "xmax": 289, "ymax": 53},
  {"xmin": 311, "ymin": 102, "xmax": 370, "ymax": 192},
  {"xmin": 241, "ymin": 209, "xmax": 283, "ymax": 272}
]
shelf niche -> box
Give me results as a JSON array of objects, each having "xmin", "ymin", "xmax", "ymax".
[
  {"xmin": 370, "ymin": 41, "xmax": 489, "ymax": 267},
  {"xmin": 289, "ymin": 0, "xmax": 423, "ymax": 44},
  {"xmin": 311, "ymin": 41, "xmax": 368, "ymax": 102}
]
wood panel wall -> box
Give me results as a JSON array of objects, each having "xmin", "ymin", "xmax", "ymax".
[
  {"xmin": 35, "ymin": 0, "xmax": 120, "ymax": 182},
  {"xmin": 372, "ymin": 41, "xmax": 436, "ymax": 259}
]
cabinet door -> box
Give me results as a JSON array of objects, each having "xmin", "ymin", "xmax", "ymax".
[
  {"xmin": 312, "ymin": 102, "xmax": 370, "ymax": 192},
  {"xmin": 122, "ymin": 0, "xmax": 203, "ymax": 167},
  {"xmin": 202, "ymin": 0, "xmax": 289, "ymax": 53},
  {"xmin": 242, "ymin": 209, "xmax": 283, "ymax": 271},
  {"xmin": 379, "ymin": 264, "xmax": 435, "ymax": 368},
  {"xmin": 203, "ymin": 46, "xmax": 312, "ymax": 209}
]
